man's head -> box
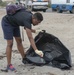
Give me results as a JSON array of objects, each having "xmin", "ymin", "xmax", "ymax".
[{"xmin": 32, "ymin": 12, "xmax": 43, "ymax": 26}]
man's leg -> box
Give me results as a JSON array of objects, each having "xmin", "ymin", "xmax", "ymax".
[
  {"xmin": 1, "ymin": 18, "xmax": 17, "ymax": 71},
  {"xmin": 6, "ymin": 40, "xmax": 13, "ymax": 65},
  {"xmin": 5, "ymin": 40, "xmax": 16, "ymax": 72},
  {"xmin": 13, "ymin": 26, "xmax": 26, "ymax": 62},
  {"xmin": 14, "ymin": 37, "xmax": 25, "ymax": 58}
]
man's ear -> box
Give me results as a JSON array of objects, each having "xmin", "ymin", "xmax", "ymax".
[{"xmin": 32, "ymin": 15, "xmax": 36, "ymax": 19}]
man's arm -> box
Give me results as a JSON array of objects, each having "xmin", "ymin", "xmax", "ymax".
[
  {"xmin": 31, "ymin": 29, "xmax": 43, "ymax": 34},
  {"xmin": 31, "ymin": 29, "xmax": 35, "ymax": 33},
  {"xmin": 25, "ymin": 28, "xmax": 44, "ymax": 57},
  {"xmin": 25, "ymin": 28, "xmax": 37, "ymax": 50}
]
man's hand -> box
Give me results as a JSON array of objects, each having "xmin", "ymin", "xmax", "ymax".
[{"xmin": 35, "ymin": 49, "xmax": 44, "ymax": 57}]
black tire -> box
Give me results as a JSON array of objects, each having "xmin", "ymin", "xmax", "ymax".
[
  {"xmin": 69, "ymin": 11, "xmax": 72, "ymax": 13},
  {"xmin": 70, "ymin": 7, "xmax": 74, "ymax": 14},
  {"xmin": 57, "ymin": 7, "xmax": 63, "ymax": 13},
  {"xmin": 43, "ymin": 9, "xmax": 46, "ymax": 12}
]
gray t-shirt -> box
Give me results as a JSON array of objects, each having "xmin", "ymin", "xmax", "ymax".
[{"xmin": 5, "ymin": 10, "xmax": 32, "ymax": 29}]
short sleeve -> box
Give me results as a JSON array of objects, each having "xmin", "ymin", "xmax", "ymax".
[{"xmin": 24, "ymin": 20, "xmax": 32, "ymax": 29}]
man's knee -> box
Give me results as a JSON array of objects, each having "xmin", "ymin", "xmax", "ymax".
[
  {"xmin": 7, "ymin": 41, "xmax": 13, "ymax": 48},
  {"xmin": 16, "ymin": 38, "xmax": 22, "ymax": 45}
]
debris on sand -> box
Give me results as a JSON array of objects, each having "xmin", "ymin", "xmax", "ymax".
[{"xmin": 0, "ymin": 55, "xmax": 6, "ymax": 60}]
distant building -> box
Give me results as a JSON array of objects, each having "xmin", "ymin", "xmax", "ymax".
[{"xmin": 2, "ymin": 0, "xmax": 16, "ymax": 2}]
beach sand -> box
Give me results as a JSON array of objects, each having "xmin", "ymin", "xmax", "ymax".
[{"xmin": 0, "ymin": 9, "xmax": 74, "ymax": 75}]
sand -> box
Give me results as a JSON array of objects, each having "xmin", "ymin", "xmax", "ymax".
[{"xmin": 0, "ymin": 9, "xmax": 74, "ymax": 75}]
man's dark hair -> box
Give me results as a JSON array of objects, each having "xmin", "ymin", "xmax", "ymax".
[{"xmin": 33, "ymin": 12, "xmax": 43, "ymax": 21}]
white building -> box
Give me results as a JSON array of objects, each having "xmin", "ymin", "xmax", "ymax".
[{"xmin": 2, "ymin": 0, "xmax": 15, "ymax": 2}]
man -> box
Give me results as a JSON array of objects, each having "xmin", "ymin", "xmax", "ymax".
[{"xmin": 1, "ymin": 10, "xmax": 44, "ymax": 72}]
